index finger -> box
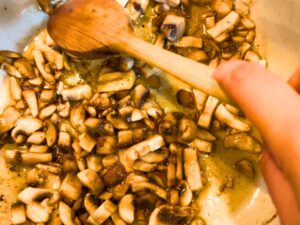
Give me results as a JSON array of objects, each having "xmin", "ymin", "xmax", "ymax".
[{"xmin": 214, "ymin": 61, "xmax": 300, "ymax": 191}]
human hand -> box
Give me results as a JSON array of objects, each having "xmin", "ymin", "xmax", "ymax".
[{"xmin": 214, "ymin": 61, "xmax": 300, "ymax": 225}]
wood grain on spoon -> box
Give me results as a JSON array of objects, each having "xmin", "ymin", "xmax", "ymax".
[{"xmin": 47, "ymin": 0, "xmax": 231, "ymax": 103}]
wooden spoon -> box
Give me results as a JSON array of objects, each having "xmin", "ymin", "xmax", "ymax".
[{"xmin": 47, "ymin": 0, "xmax": 230, "ymax": 103}]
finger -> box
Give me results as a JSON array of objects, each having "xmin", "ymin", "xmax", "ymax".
[
  {"xmin": 261, "ymin": 151, "xmax": 300, "ymax": 225},
  {"xmin": 288, "ymin": 66, "xmax": 300, "ymax": 93},
  {"xmin": 214, "ymin": 61, "xmax": 300, "ymax": 189}
]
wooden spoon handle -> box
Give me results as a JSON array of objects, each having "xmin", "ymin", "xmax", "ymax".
[{"xmin": 115, "ymin": 34, "xmax": 231, "ymax": 103}]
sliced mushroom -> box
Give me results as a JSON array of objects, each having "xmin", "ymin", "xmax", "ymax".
[
  {"xmin": 118, "ymin": 194, "xmax": 135, "ymax": 224},
  {"xmin": 161, "ymin": 15, "xmax": 186, "ymax": 42},
  {"xmin": 70, "ymin": 104, "xmax": 86, "ymax": 133},
  {"xmin": 189, "ymin": 138, "xmax": 212, "ymax": 153},
  {"xmin": 33, "ymin": 50, "xmax": 56, "ymax": 83},
  {"xmin": 87, "ymin": 200, "xmax": 117, "ymax": 225},
  {"xmin": 131, "ymin": 84, "xmax": 149, "ymax": 107},
  {"xmin": 125, "ymin": 173, "xmax": 149, "ymax": 185},
  {"xmin": 84, "ymin": 193, "xmax": 99, "ymax": 215},
  {"xmin": 188, "ymin": 51, "xmax": 208, "ymax": 62},
  {"xmin": 39, "ymin": 104, "xmax": 57, "ymax": 120},
  {"xmin": 14, "ymin": 57, "xmax": 35, "ymax": 78},
  {"xmin": 29, "ymin": 145, "xmax": 48, "ymax": 153},
  {"xmin": 169, "ymin": 189, "xmax": 179, "ymax": 205},
  {"xmin": 9, "ymin": 76, "xmax": 22, "ymax": 101},
  {"xmin": 49, "ymin": 208, "xmax": 62, "ymax": 225},
  {"xmin": 113, "ymin": 183, "xmax": 130, "ymax": 200},
  {"xmin": 26, "ymin": 202, "xmax": 50, "ymax": 223},
  {"xmin": 207, "ymin": 11, "xmax": 240, "ymax": 39},
  {"xmin": 60, "ymin": 173, "xmax": 82, "ymax": 200},
  {"xmin": 167, "ymin": 155, "xmax": 176, "ymax": 187},
  {"xmin": 131, "ymin": 109, "xmax": 147, "ymax": 122},
  {"xmin": 149, "ymin": 205, "xmax": 198, "ymax": 225},
  {"xmin": 190, "ymin": 216, "xmax": 207, "ymax": 225},
  {"xmin": 40, "ymin": 89, "xmax": 55, "ymax": 102},
  {"xmin": 171, "ymin": 144, "xmax": 183, "ymax": 181},
  {"xmin": 102, "ymin": 154, "xmax": 119, "ymax": 168},
  {"xmin": 2, "ymin": 62, "xmax": 22, "ymax": 78},
  {"xmin": 184, "ymin": 148, "xmax": 203, "ymax": 191},
  {"xmin": 40, "ymin": 45, "xmax": 64, "ymax": 70},
  {"xmin": 97, "ymin": 71, "xmax": 136, "ymax": 92},
  {"xmin": 11, "ymin": 202, "xmax": 26, "ymax": 225},
  {"xmin": 244, "ymin": 51, "xmax": 260, "ymax": 62},
  {"xmin": 103, "ymin": 162, "xmax": 127, "ymax": 186},
  {"xmin": 234, "ymin": 159, "xmax": 255, "ymax": 178},
  {"xmin": 106, "ymin": 113, "xmax": 129, "ymax": 130},
  {"xmin": 215, "ymin": 104, "xmax": 251, "ymax": 131},
  {"xmin": 193, "ymin": 89, "xmax": 208, "ymax": 111},
  {"xmin": 197, "ymin": 96, "xmax": 219, "ymax": 129},
  {"xmin": 5, "ymin": 150, "xmax": 52, "ymax": 165},
  {"xmin": 45, "ymin": 120, "xmax": 57, "ymax": 146},
  {"xmin": 59, "ymin": 201, "xmax": 76, "ymax": 225},
  {"xmin": 196, "ymin": 129, "xmax": 216, "ymax": 141},
  {"xmin": 99, "ymin": 192, "xmax": 114, "ymax": 201},
  {"xmin": 212, "ymin": 0, "xmax": 233, "ymax": 17},
  {"xmin": 142, "ymin": 100, "xmax": 163, "ymax": 120},
  {"xmin": 111, "ymin": 212, "xmax": 127, "ymax": 225},
  {"xmin": 223, "ymin": 132, "xmax": 262, "ymax": 153},
  {"xmin": 179, "ymin": 180, "xmax": 193, "ymax": 206},
  {"xmin": 18, "ymin": 187, "xmax": 53, "ymax": 204},
  {"xmin": 178, "ymin": 118, "xmax": 198, "ymax": 142},
  {"xmin": 131, "ymin": 182, "xmax": 167, "ymax": 200},
  {"xmin": 77, "ymin": 169, "xmax": 104, "ymax": 195},
  {"xmin": 140, "ymin": 147, "xmax": 169, "ymax": 163},
  {"xmin": 0, "ymin": 50, "xmax": 22, "ymax": 59},
  {"xmin": 87, "ymin": 154, "xmax": 103, "ymax": 172},
  {"xmin": 58, "ymin": 101, "xmax": 70, "ymax": 117},
  {"xmin": 133, "ymin": 160, "xmax": 157, "ymax": 172},
  {"xmin": 61, "ymin": 84, "xmax": 93, "ymax": 101},
  {"xmin": 22, "ymin": 90, "xmax": 39, "ymax": 117},
  {"xmin": 176, "ymin": 89, "xmax": 194, "ymax": 108},
  {"xmin": 58, "ymin": 131, "xmax": 71, "ymax": 147},
  {"xmin": 174, "ymin": 36, "xmax": 203, "ymax": 48},
  {"xmin": 79, "ymin": 133, "xmax": 97, "ymax": 152},
  {"xmin": 97, "ymin": 136, "xmax": 117, "ymax": 155},
  {"xmin": 0, "ymin": 106, "xmax": 20, "ymax": 134},
  {"xmin": 125, "ymin": 0, "xmax": 149, "ymax": 21}
]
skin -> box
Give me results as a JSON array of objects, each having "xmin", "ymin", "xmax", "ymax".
[{"xmin": 214, "ymin": 61, "xmax": 300, "ymax": 225}]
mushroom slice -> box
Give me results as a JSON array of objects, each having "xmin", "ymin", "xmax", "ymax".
[
  {"xmin": 140, "ymin": 147, "xmax": 168, "ymax": 163},
  {"xmin": 11, "ymin": 202, "xmax": 26, "ymax": 225},
  {"xmin": 79, "ymin": 133, "xmax": 97, "ymax": 152},
  {"xmin": 111, "ymin": 212, "xmax": 127, "ymax": 225},
  {"xmin": 149, "ymin": 205, "xmax": 198, "ymax": 225},
  {"xmin": 131, "ymin": 182, "xmax": 167, "ymax": 200},
  {"xmin": 40, "ymin": 45, "xmax": 64, "ymax": 70},
  {"xmin": 142, "ymin": 100, "xmax": 163, "ymax": 120},
  {"xmin": 84, "ymin": 193, "xmax": 99, "ymax": 215},
  {"xmin": 102, "ymin": 154, "xmax": 118, "ymax": 168},
  {"xmin": 169, "ymin": 189, "xmax": 179, "ymax": 205},
  {"xmin": 223, "ymin": 132, "xmax": 262, "ymax": 153},
  {"xmin": 59, "ymin": 201, "xmax": 76, "ymax": 225},
  {"xmin": 22, "ymin": 90, "xmax": 39, "ymax": 117},
  {"xmin": 207, "ymin": 11, "xmax": 240, "ymax": 39},
  {"xmin": 240, "ymin": 16, "xmax": 255, "ymax": 29},
  {"xmin": 167, "ymin": 155, "xmax": 176, "ymax": 187},
  {"xmin": 49, "ymin": 208, "xmax": 62, "ymax": 225},
  {"xmin": 178, "ymin": 118, "xmax": 198, "ymax": 142},
  {"xmin": 133, "ymin": 160, "xmax": 157, "ymax": 172},
  {"xmin": 125, "ymin": 173, "xmax": 148, "ymax": 185},
  {"xmin": 0, "ymin": 106, "xmax": 20, "ymax": 134},
  {"xmin": 29, "ymin": 145, "xmax": 48, "ymax": 153},
  {"xmin": 61, "ymin": 85, "xmax": 93, "ymax": 101},
  {"xmin": 60, "ymin": 173, "xmax": 82, "ymax": 201},
  {"xmin": 77, "ymin": 169, "xmax": 104, "ymax": 195},
  {"xmin": 26, "ymin": 202, "xmax": 50, "ymax": 223},
  {"xmin": 87, "ymin": 155, "xmax": 103, "ymax": 172},
  {"xmin": 172, "ymin": 144, "xmax": 183, "ymax": 181},
  {"xmin": 2, "ymin": 62, "xmax": 22, "ymax": 78},
  {"xmin": 131, "ymin": 84, "xmax": 149, "ymax": 107},
  {"xmin": 193, "ymin": 89, "xmax": 208, "ymax": 111},
  {"xmin": 18, "ymin": 187, "xmax": 53, "ymax": 204},
  {"xmin": 27, "ymin": 131, "xmax": 46, "ymax": 145},
  {"xmin": 99, "ymin": 192, "xmax": 113, "ymax": 201},
  {"xmin": 9, "ymin": 76, "xmax": 22, "ymax": 101},
  {"xmin": 0, "ymin": 50, "xmax": 21, "ymax": 59},
  {"xmin": 39, "ymin": 104, "xmax": 57, "ymax": 120},
  {"xmin": 5, "ymin": 150, "xmax": 52, "ymax": 165},
  {"xmin": 97, "ymin": 71, "xmax": 136, "ymax": 92},
  {"xmin": 14, "ymin": 58, "xmax": 35, "ymax": 78},
  {"xmin": 212, "ymin": 0, "xmax": 233, "ymax": 17},
  {"xmin": 189, "ymin": 138, "xmax": 212, "ymax": 153},
  {"xmin": 174, "ymin": 36, "xmax": 203, "ymax": 48},
  {"xmin": 58, "ymin": 131, "xmax": 71, "ymax": 147},
  {"xmin": 215, "ymin": 104, "xmax": 251, "ymax": 131},
  {"xmin": 106, "ymin": 113, "xmax": 129, "ymax": 130},
  {"xmin": 179, "ymin": 181, "xmax": 193, "ymax": 206},
  {"xmin": 70, "ymin": 104, "xmax": 86, "ymax": 133},
  {"xmin": 176, "ymin": 89, "xmax": 195, "ymax": 108},
  {"xmin": 196, "ymin": 129, "xmax": 216, "ymax": 141},
  {"xmin": 87, "ymin": 200, "xmax": 117, "ymax": 225},
  {"xmin": 235, "ymin": 159, "xmax": 255, "ymax": 178},
  {"xmin": 118, "ymin": 194, "xmax": 135, "ymax": 224},
  {"xmin": 188, "ymin": 51, "xmax": 208, "ymax": 62},
  {"xmin": 113, "ymin": 183, "xmax": 130, "ymax": 200},
  {"xmin": 197, "ymin": 96, "xmax": 219, "ymax": 129},
  {"xmin": 33, "ymin": 50, "xmax": 56, "ymax": 83},
  {"xmin": 11, "ymin": 116, "xmax": 43, "ymax": 139},
  {"xmin": 103, "ymin": 162, "xmax": 127, "ymax": 186},
  {"xmin": 161, "ymin": 15, "xmax": 186, "ymax": 42},
  {"xmin": 125, "ymin": 0, "xmax": 149, "ymax": 21},
  {"xmin": 130, "ymin": 109, "xmax": 147, "ymax": 122},
  {"xmin": 97, "ymin": 136, "xmax": 117, "ymax": 155},
  {"xmin": 45, "ymin": 120, "xmax": 57, "ymax": 146},
  {"xmin": 120, "ymin": 135, "xmax": 164, "ymax": 172},
  {"xmin": 40, "ymin": 89, "xmax": 55, "ymax": 102},
  {"xmin": 184, "ymin": 148, "xmax": 203, "ymax": 191},
  {"xmin": 244, "ymin": 51, "xmax": 260, "ymax": 62}
]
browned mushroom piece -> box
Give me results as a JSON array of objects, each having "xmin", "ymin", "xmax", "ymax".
[
  {"xmin": 79, "ymin": 133, "xmax": 97, "ymax": 152},
  {"xmin": 103, "ymin": 162, "xmax": 127, "ymax": 186},
  {"xmin": 60, "ymin": 173, "xmax": 82, "ymax": 201},
  {"xmin": 147, "ymin": 75, "xmax": 161, "ymax": 89},
  {"xmin": 113, "ymin": 183, "xmax": 130, "ymax": 200},
  {"xmin": 70, "ymin": 104, "xmax": 87, "ymax": 133},
  {"xmin": 84, "ymin": 193, "xmax": 100, "ymax": 215},
  {"xmin": 212, "ymin": 0, "xmax": 233, "ymax": 17},
  {"xmin": 234, "ymin": 159, "xmax": 255, "ymax": 179},
  {"xmin": 161, "ymin": 15, "xmax": 186, "ymax": 42},
  {"xmin": 118, "ymin": 194, "xmax": 135, "ymax": 224},
  {"xmin": 59, "ymin": 201, "xmax": 76, "ymax": 225},
  {"xmin": 223, "ymin": 132, "xmax": 262, "ymax": 153},
  {"xmin": 184, "ymin": 148, "xmax": 203, "ymax": 191},
  {"xmin": 9, "ymin": 76, "xmax": 22, "ymax": 101},
  {"xmin": 176, "ymin": 89, "xmax": 194, "ymax": 108},
  {"xmin": 97, "ymin": 71, "xmax": 136, "ymax": 92},
  {"xmin": 131, "ymin": 84, "xmax": 149, "ymax": 107},
  {"xmin": 14, "ymin": 58, "xmax": 35, "ymax": 78},
  {"xmin": 11, "ymin": 202, "xmax": 26, "ymax": 225},
  {"xmin": 0, "ymin": 106, "xmax": 20, "ymax": 134},
  {"xmin": 77, "ymin": 169, "xmax": 104, "ymax": 195},
  {"xmin": 97, "ymin": 136, "xmax": 117, "ymax": 155},
  {"xmin": 178, "ymin": 118, "xmax": 198, "ymax": 142}
]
